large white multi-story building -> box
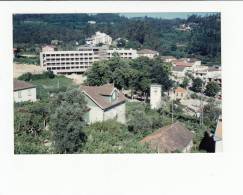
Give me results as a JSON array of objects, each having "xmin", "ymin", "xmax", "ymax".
[
  {"xmin": 107, "ymin": 48, "xmax": 138, "ymax": 60},
  {"xmin": 40, "ymin": 46, "xmax": 138, "ymax": 74},
  {"xmin": 40, "ymin": 47, "xmax": 103, "ymax": 74},
  {"xmin": 85, "ymin": 31, "xmax": 112, "ymax": 46}
]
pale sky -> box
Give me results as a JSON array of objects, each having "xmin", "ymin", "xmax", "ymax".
[{"xmin": 119, "ymin": 12, "xmax": 218, "ymax": 19}]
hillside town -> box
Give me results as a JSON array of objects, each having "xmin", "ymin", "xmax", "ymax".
[{"xmin": 13, "ymin": 13, "xmax": 222, "ymax": 154}]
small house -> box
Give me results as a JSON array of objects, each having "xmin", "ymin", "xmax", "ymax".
[
  {"xmin": 14, "ymin": 79, "xmax": 37, "ymax": 103},
  {"xmin": 80, "ymin": 83, "xmax": 126, "ymax": 124},
  {"xmin": 141, "ymin": 122, "xmax": 193, "ymax": 153}
]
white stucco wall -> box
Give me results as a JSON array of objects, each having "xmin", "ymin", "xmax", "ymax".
[
  {"xmin": 84, "ymin": 94, "xmax": 126, "ymax": 124},
  {"xmin": 14, "ymin": 88, "xmax": 36, "ymax": 103},
  {"xmin": 150, "ymin": 84, "xmax": 162, "ymax": 109},
  {"xmin": 104, "ymin": 103, "xmax": 126, "ymax": 124},
  {"xmin": 84, "ymin": 96, "xmax": 104, "ymax": 124}
]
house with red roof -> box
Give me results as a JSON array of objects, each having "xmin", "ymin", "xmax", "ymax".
[
  {"xmin": 174, "ymin": 87, "xmax": 188, "ymax": 100},
  {"xmin": 80, "ymin": 83, "xmax": 126, "ymax": 124},
  {"xmin": 141, "ymin": 122, "xmax": 193, "ymax": 153}
]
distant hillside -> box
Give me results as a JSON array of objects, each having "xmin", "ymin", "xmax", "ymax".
[{"xmin": 13, "ymin": 13, "xmax": 221, "ymax": 65}]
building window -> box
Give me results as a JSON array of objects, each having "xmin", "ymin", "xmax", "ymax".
[{"xmin": 18, "ymin": 91, "xmax": 22, "ymax": 98}]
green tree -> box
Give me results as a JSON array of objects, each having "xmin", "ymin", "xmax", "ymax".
[
  {"xmin": 14, "ymin": 101, "xmax": 49, "ymax": 135},
  {"xmin": 127, "ymin": 110, "xmax": 151, "ymax": 133},
  {"xmin": 204, "ymin": 81, "xmax": 220, "ymax": 97},
  {"xmin": 191, "ymin": 77, "xmax": 203, "ymax": 93},
  {"xmin": 85, "ymin": 61, "xmax": 112, "ymax": 86},
  {"xmin": 18, "ymin": 72, "xmax": 32, "ymax": 81},
  {"xmin": 180, "ymin": 77, "xmax": 190, "ymax": 88},
  {"xmin": 49, "ymin": 89, "xmax": 88, "ymax": 153},
  {"xmin": 203, "ymin": 99, "xmax": 221, "ymax": 129},
  {"xmin": 150, "ymin": 59, "xmax": 173, "ymax": 91}
]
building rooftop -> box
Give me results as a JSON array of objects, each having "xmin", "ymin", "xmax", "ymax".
[
  {"xmin": 141, "ymin": 122, "xmax": 193, "ymax": 153},
  {"xmin": 80, "ymin": 83, "xmax": 126, "ymax": 110},
  {"xmin": 172, "ymin": 66, "xmax": 186, "ymax": 72},
  {"xmin": 14, "ymin": 79, "xmax": 36, "ymax": 91},
  {"xmin": 172, "ymin": 59, "xmax": 193, "ymax": 67},
  {"xmin": 175, "ymin": 87, "xmax": 187, "ymax": 93},
  {"xmin": 208, "ymin": 67, "xmax": 221, "ymax": 72},
  {"xmin": 161, "ymin": 55, "xmax": 177, "ymax": 60}
]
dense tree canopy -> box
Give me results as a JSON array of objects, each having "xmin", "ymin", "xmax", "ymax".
[
  {"xmin": 85, "ymin": 56, "xmax": 173, "ymax": 96},
  {"xmin": 204, "ymin": 81, "xmax": 221, "ymax": 97},
  {"xmin": 49, "ymin": 89, "xmax": 88, "ymax": 153},
  {"xmin": 191, "ymin": 77, "xmax": 204, "ymax": 93},
  {"xmin": 13, "ymin": 13, "xmax": 221, "ymax": 65}
]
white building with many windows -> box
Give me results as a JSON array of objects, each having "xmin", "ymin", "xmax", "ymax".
[
  {"xmin": 137, "ymin": 49, "xmax": 159, "ymax": 59},
  {"xmin": 85, "ymin": 31, "xmax": 112, "ymax": 46},
  {"xmin": 107, "ymin": 48, "xmax": 138, "ymax": 59},
  {"xmin": 40, "ymin": 46, "xmax": 138, "ymax": 74},
  {"xmin": 14, "ymin": 79, "xmax": 37, "ymax": 103}
]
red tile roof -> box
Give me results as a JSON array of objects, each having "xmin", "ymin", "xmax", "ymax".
[
  {"xmin": 80, "ymin": 84, "xmax": 126, "ymax": 110},
  {"xmin": 141, "ymin": 122, "xmax": 193, "ymax": 153},
  {"xmin": 14, "ymin": 79, "xmax": 35, "ymax": 91},
  {"xmin": 172, "ymin": 59, "xmax": 193, "ymax": 67},
  {"xmin": 175, "ymin": 87, "xmax": 187, "ymax": 93}
]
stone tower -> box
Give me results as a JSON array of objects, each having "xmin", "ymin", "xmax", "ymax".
[{"xmin": 150, "ymin": 84, "xmax": 162, "ymax": 109}]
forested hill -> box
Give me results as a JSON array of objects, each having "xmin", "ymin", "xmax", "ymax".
[{"xmin": 13, "ymin": 13, "xmax": 221, "ymax": 65}]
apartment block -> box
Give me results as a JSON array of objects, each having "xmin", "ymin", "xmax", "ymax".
[
  {"xmin": 107, "ymin": 48, "xmax": 138, "ymax": 60},
  {"xmin": 40, "ymin": 46, "xmax": 138, "ymax": 74}
]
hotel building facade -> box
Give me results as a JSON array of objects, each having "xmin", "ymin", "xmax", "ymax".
[{"xmin": 40, "ymin": 46, "xmax": 138, "ymax": 74}]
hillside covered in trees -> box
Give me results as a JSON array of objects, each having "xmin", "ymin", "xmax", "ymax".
[{"xmin": 13, "ymin": 13, "xmax": 221, "ymax": 65}]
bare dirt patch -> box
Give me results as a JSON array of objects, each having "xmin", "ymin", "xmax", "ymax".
[
  {"xmin": 14, "ymin": 63, "xmax": 44, "ymax": 78},
  {"xmin": 64, "ymin": 74, "xmax": 87, "ymax": 85}
]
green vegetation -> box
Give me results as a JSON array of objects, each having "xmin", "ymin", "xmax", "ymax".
[
  {"xmin": 204, "ymin": 81, "xmax": 220, "ymax": 97},
  {"xmin": 49, "ymin": 89, "xmax": 88, "ymax": 153},
  {"xmin": 82, "ymin": 120, "xmax": 153, "ymax": 153},
  {"xmin": 13, "ymin": 13, "xmax": 220, "ymax": 65},
  {"xmin": 85, "ymin": 56, "xmax": 173, "ymax": 97},
  {"xmin": 14, "ymin": 101, "xmax": 51, "ymax": 154},
  {"xmin": 18, "ymin": 72, "xmax": 75, "ymax": 100},
  {"xmin": 203, "ymin": 99, "xmax": 221, "ymax": 129},
  {"xmin": 180, "ymin": 77, "xmax": 190, "ymax": 88},
  {"xmin": 14, "ymin": 55, "xmax": 40, "ymax": 65},
  {"xmin": 191, "ymin": 77, "xmax": 204, "ymax": 93}
]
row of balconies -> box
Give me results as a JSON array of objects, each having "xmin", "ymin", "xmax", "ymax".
[
  {"xmin": 44, "ymin": 62, "xmax": 92, "ymax": 66},
  {"xmin": 43, "ymin": 53, "xmax": 93, "ymax": 57},
  {"xmin": 44, "ymin": 57, "xmax": 94, "ymax": 61},
  {"xmin": 47, "ymin": 66, "xmax": 90, "ymax": 70}
]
